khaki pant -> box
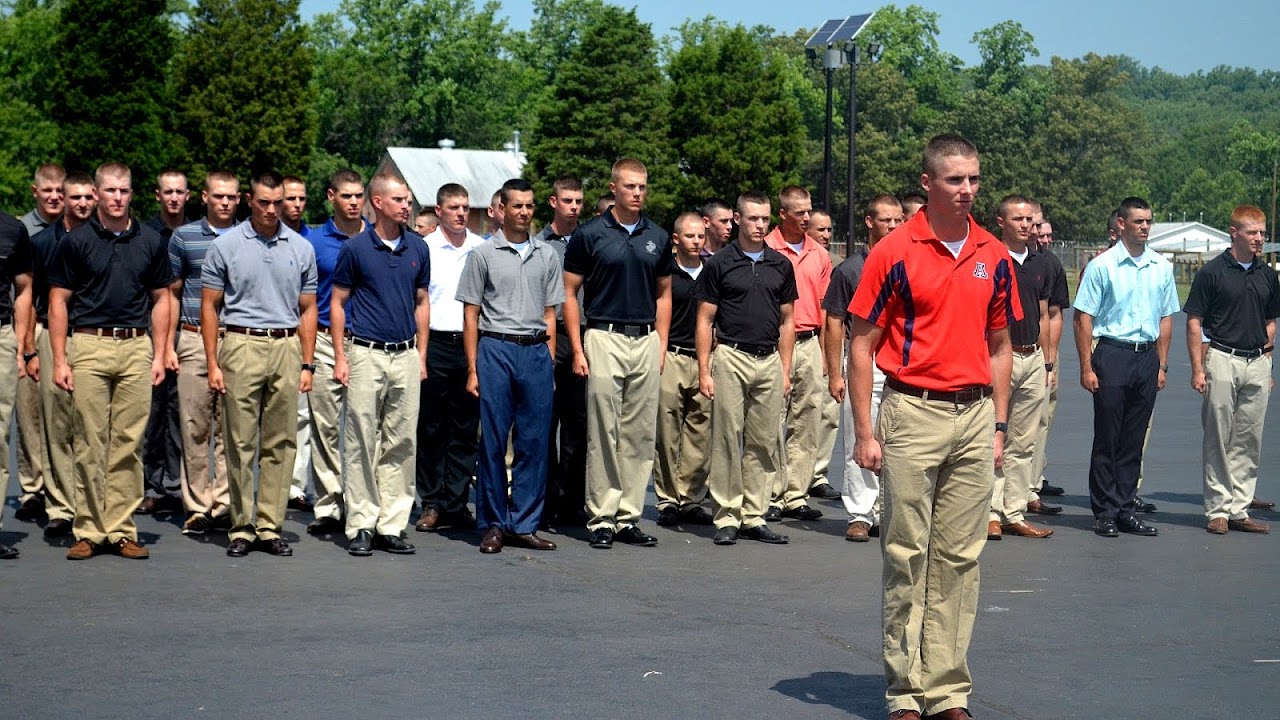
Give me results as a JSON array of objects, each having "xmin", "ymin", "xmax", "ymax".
[
  {"xmin": 990, "ymin": 350, "xmax": 1046, "ymax": 524},
  {"xmin": 584, "ymin": 328, "xmax": 659, "ymax": 531},
  {"xmin": 709, "ymin": 345, "xmax": 783, "ymax": 529},
  {"xmin": 772, "ymin": 334, "xmax": 824, "ymax": 509},
  {"xmin": 70, "ymin": 334, "xmax": 152, "ymax": 544},
  {"xmin": 0, "ymin": 326, "xmax": 20, "ymax": 528},
  {"xmin": 220, "ymin": 333, "xmax": 299, "ymax": 542},
  {"xmin": 15, "ymin": 323, "xmax": 44, "ymax": 503},
  {"xmin": 812, "ymin": 386, "xmax": 840, "ymax": 487},
  {"xmin": 176, "ymin": 328, "xmax": 229, "ymax": 518},
  {"xmin": 306, "ymin": 331, "xmax": 345, "ymax": 519},
  {"xmin": 37, "ymin": 327, "xmax": 76, "ymax": 521},
  {"xmin": 1202, "ymin": 348, "xmax": 1271, "ymax": 519},
  {"xmin": 654, "ymin": 350, "xmax": 710, "ymax": 510},
  {"xmin": 1030, "ymin": 375, "xmax": 1058, "ymax": 499},
  {"xmin": 343, "ymin": 344, "xmax": 419, "ymax": 538},
  {"xmin": 878, "ymin": 388, "xmax": 993, "ymax": 716}
]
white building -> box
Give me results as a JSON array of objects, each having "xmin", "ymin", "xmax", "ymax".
[
  {"xmin": 1146, "ymin": 221, "xmax": 1230, "ymax": 257},
  {"xmin": 374, "ymin": 140, "xmax": 526, "ymax": 234}
]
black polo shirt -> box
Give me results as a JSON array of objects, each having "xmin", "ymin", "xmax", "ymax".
[
  {"xmin": 1184, "ymin": 249, "xmax": 1280, "ymax": 350},
  {"xmin": 1007, "ymin": 248, "xmax": 1052, "ymax": 346},
  {"xmin": 822, "ymin": 245, "xmax": 867, "ymax": 331},
  {"xmin": 1036, "ymin": 246, "xmax": 1070, "ymax": 308},
  {"xmin": 695, "ymin": 242, "xmax": 798, "ymax": 346},
  {"xmin": 0, "ymin": 213, "xmax": 33, "ymax": 323},
  {"xmin": 145, "ymin": 213, "xmax": 181, "ymax": 242},
  {"xmin": 562, "ymin": 210, "xmax": 673, "ymax": 324},
  {"xmin": 49, "ymin": 215, "xmax": 175, "ymax": 329},
  {"xmin": 669, "ymin": 261, "xmax": 703, "ymax": 347},
  {"xmin": 30, "ymin": 221, "xmax": 67, "ymax": 324}
]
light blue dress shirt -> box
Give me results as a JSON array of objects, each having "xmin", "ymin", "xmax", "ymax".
[{"xmin": 1075, "ymin": 243, "xmax": 1180, "ymax": 342}]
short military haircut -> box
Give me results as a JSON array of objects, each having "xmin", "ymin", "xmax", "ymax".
[
  {"xmin": 997, "ymin": 194, "xmax": 1034, "ymax": 218},
  {"xmin": 1106, "ymin": 210, "xmax": 1121, "ymax": 234},
  {"xmin": 551, "ymin": 175, "xmax": 582, "ymax": 194},
  {"xmin": 673, "ymin": 211, "xmax": 703, "ymax": 234},
  {"xmin": 611, "ymin": 157, "xmax": 647, "ymax": 181},
  {"xmin": 700, "ymin": 199, "xmax": 731, "ymax": 218},
  {"xmin": 866, "ymin": 193, "xmax": 902, "ymax": 215},
  {"xmin": 778, "ymin": 185, "xmax": 810, "ymax": 211},
  {"xmin": 63, "ymin": 171, "xmax": 94, "ymax": 188},
  {"xmin": 436, "ymin": 183, "xmax": 468, "ymax": 206},
  {"xmin": 416, "ymin": 206, "xmax": 434, "ymax": 219},
  {"xmin": 282, "ymin": 175, "xmax": 305, "ymax": 187},
  {"xmin": 368, "ymin": 172, "xmax": 406, "ymax": 198},
  {"xmin": 1117, "ymin": 196, "xmax": 1151, "ymax": 220},
  {"xmin": 499, "ymin": 177, "xmax": 534, "ymax": 204},
  {"xmin": 328, "ymin": 168, "xmax": 363, "ymax": 191},
  {"xmin": 596, "ymin": 192, "xmax": 615, "ymax": 213},
  {"xmin": 900, "ymin": 190, "xmax": 926, "ymax": 206},
  {"xmin": 737, "ymin": 190, "xmax": 771, "ymax": 214},
  {"xmin": 922, "ymin": 133, "xmax": 979, "ymax": 176},
  {"xmin": 811, "ymin": 209, "xmax": 832, "ymax": 222},
  {"xmin": 35, "ymin": 163, "xmax": 66, "ymax": 184},
  {"xmin": 94, "ymin": 161, "xmax": 131, "ymax": 187},
  {"xmin": 156, "ymin": 169, "xmax": 187, "ymax": 187},
  {"xmin": 250, "ymin": 170, "xmax": 284, "ymax": 195},
  {"xmin": 1231, "ymin": 204, "xmax": 1266, "ymax": 228},
  {"xmin": 204, "ymin": 170, "xmax": 239, "ymax": 191}
]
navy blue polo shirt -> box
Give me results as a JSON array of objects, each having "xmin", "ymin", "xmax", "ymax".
[
  {"xmin": 332, "ymin": 226, "xmax": 431, "ymax": 344},
  {"xmin": 0, "ymin": 212, "xmax": 34, "ymax": 323},
  {"xmin": 562, "ymin": 210, "xmax": 673, "ymax": 324}
]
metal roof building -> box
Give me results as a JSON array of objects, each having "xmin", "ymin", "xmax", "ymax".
[{"xmin": 374, "ymin": 141, "xmax": 526, "ymax": 233}]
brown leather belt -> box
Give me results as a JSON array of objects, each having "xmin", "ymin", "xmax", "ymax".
[
  {"xmin": 886, "ymin": 376, "xmax": 992, "ymax": 404},
  {"xmin": 74, "ymin": 327, "xmax": 146, "ymax": 339},
  {"xmin": 182, "ymin": 323, "xmax": 225, "ymax": 337},
  {"xmin": 225, "ymin": 325, "xmax": 296, "ymax": 338},
  {"xmin": 1011, "ymin": 343, "xmax": 1040, "ymax": 355}
]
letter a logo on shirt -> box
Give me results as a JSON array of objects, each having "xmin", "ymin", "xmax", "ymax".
[{"xmin": 973, "ymin": 261, "xmax": 988, "ymax": 280}]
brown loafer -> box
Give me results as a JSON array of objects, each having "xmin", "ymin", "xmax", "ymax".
[
  {"xmin": 479, "ymin": 526, "xmax": 503, "ymax": 554},
  {"xmin": 1206, "ymin": 517, "xmax": 1228, "ymax": 534},
  {"xmin": 986, "ymin": 520, "xmax": 1002, "ymax": 541},
  {"xmin": 846, "ymin": 521, "xmax": 871, "ymax": 542},
  {"xmin": 1001, "ymin": 520, "xmax": 1054, "ymax": 538},
  {"xmin": 113, "ymin": 538, "xmax": 150, "ymax": 559},
  {"xmin": 1228, "ymin": 517, "xmax": 1270, "ymax": 534},
  {"xmin": 66, "ymin": 539, "xmax": 98, "ymax": 560},
  {"xmin": 503, "ymin": 531, "xmax": 557, "ymax": 551},
  {"xmin": 1250, "ymin": 497, "xmax": 1275, "ymax": 510},
  {"xmin": 415, "ymin": 507, "xmax": 441, "ymax": 532}
]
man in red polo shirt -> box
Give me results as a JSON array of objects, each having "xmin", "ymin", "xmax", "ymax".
[
  {"xmin": 765, "ymin": 185, "xmax": 833, "ymax": 520},
  {"xmin": 847, "ymin": 134, "xmax": 1018, "ymax": 720}
]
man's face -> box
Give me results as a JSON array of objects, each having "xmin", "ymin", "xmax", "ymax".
[
  {"xmin": 327, "ymin": 182, "xmax": 365, "ymax": 224},
  {"xmin": 282, "ymin": 181, "xmax": 307, "ymax": 224},
  {"xmin": 1117, "ymin": 207, "xmax": 1153, "ymax": 244},
  {"xmin": 97, "ymin": 173, "xmax": 133, "ymax": 222},
  {"xmin": 248, "ymin": 183, "xmax": 284, "ymax": 229},
  {"xmin": 64, "ymin": 183, "xmax": 97, "ymax": 223},
  {"xmin": 779, "ymin": 195, "xmax": 812, "ymax": 235},
  {"xmin": 33, "ymin": 176, "xmax": 64, "ymax": 219},
  {"xmin": 809, "ymin": 214, "xmax": 833, "ymax": 248},
  {"xmin": 1038, "ymin": 221, "xmax": 1054, "ymax": 248},
  {"xmin": 865, "ymin": 203, "xmax": 904, "ymax": 243},
  {"xmin": 501, "ymin": 190, "xmax": 535, "ymax": 234},
  {"xmin": 922, "ymin": 155, "xmax": 980, "ymax": 219},
  {"xmin": 203, "ymin": 178, "xmax": 240, "ymax": 226},
  {"xmin": 736, "ymin": 201, "xmax": 771, "ymax": 241},
  {"xmin": 155, "ymin": 175, "xmax": 189, "ymax": 217},
  {"xmin": 1231, "ymin": 219, "xmax": 1267, "ymax": 257},
  {"xmin": 413, "ymin": 214, "xmax": 437, "ymax": 235},
  {"xmin": 372, "ymin": 181, "xmax": 412, "ymax": 226},
  {"xmin": 672, "ymin": 220, "xmax": 705, "ymax": 256},
  {"xmin": 610, "ymin": 170, "xmax": 648, "ymax": 215},
  {"xmin": 997, "ymin": 202, "xmax": 1035, "ymax": 244},
  {"xmin": 549, "ymin": 189, "xmax": 584, "ymax": 225},
  {"xmin": 436, "ymin": 194, "xmax": 470, "ymax": 234},
  {"xmin": 1029, "ymin": 211, "xmax": 1044, "ymax": 244},
  {"xmin": 703, "ymin": 208, "xmax": 733, "ymax": 243}
]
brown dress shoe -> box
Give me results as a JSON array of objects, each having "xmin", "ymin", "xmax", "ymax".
[
  {"xmin": 66, "ymin": 539, "xmax": 98, "ymax": 560},
  {"xmin": 1025, "ymin": 499, "xmax": 1063, "ymax": 515},
  {"xmin": 479, "ymin": 526, "xmax": 503, "ymax": 554},
  {"xmin": 846, "ymin": 521, "xmax": 871, "ymax": 542},
  {"xmin": 1001, "ymin": 520, "xmax": 1054, "ymax": 538},
  {"xmin": 1206, "ymin": 517, "xmax": 1228, "ymax": 534},
  {"xmin": 503, "ymin": 531, "xmax": 557, "ymax": 551},
  {"xmin": 889, "ymin": 711, "xmax": 922, "ymax": 719},
  {"xmin": 1228, "ymin": 517, "xmax": 1270, "ymax": 534},
  {"xmin": 415, "ymin": 507, "xmax": 441, "ymax": 532},
  {"xmin": 113, "ymin": 538, "xmax": 150, "ymax": 559},
  {"xmin": 134, "ymin": 496, "xmax": 159, "ymax": 515},
  {"xmin": 923, "ymin": 708, "xmax": 973, "ymax": 720},
  {"xmin": 986, "ymin": 520, "xmax": 1002, "ymax": 541},
  {"xmin": 1250, "ymin": 497, "xmax": 1276, "ymax": 510}
]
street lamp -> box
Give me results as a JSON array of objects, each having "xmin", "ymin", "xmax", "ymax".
[{"xmin": 845, "ymin": 40, "xmax": 880, "ymax": 250}]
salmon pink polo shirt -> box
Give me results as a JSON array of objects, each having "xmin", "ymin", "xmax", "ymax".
[{"xmin": 765, "ymin": 227, "xmax": 831, "ymax": 333}]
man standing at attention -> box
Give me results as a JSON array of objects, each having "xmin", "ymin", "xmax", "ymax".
[
  {"xmin": 1026, "ymin": 209, "xmax": 1069, "ymax": 510},
  {"xmin": 50, "ymin": 162, "xmax": 174, "ymax": 561},
  {"xmin": 1074, "ymin": 196, "xmax": 1179, "ymax": 538},
  {"xmin": 848, "ymin": 135, "xmax": 1018, "ymax": 719},
  {"xmin": 699, "ymin": 199, "xmax": 733, "ymax": 256},
  {"xmin": 806, "ymin": 208, "xmax": 841, "ymax": 501},
  {"xmin": 331, "ymin": 173, "xmax": 428, "ymax": 556},
  {"xmin": 202, "ymin": 170, "xmax": 318, "ymax": 558},
  {"xmin": 0, "ymin": 210, "xmax": 35, "ymax": 559},
  {"xmin": 563, "ymin": 158, "xmax": 672, "ymax": 550},
  {"xmin": 1185, "ymin": 205, "xmax": 1278, "ymax": 535}
]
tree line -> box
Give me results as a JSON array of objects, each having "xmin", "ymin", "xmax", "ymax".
[{"xmin": 1, "ymin": 0, "xmax": 1277, "ymax": 244}]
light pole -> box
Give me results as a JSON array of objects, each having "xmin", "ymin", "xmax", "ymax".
[{"xmin": 845, "ymin": 41, "xmax": 879, "ymax": 249}]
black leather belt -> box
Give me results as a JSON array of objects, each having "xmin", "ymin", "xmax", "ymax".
[
  {"xmin": 720, "ymin": 340, "xmax": 776, "ymax": 357},
  {"xmin": 555, "ymin": 321, "xmax": 585, "ymax": 336},
  {"xmin": 796, "ymin": 329, "xmax": 819, "ymax": 342},
  {"xmin": 886, "ymin": 376, "xmax": 992, "ymax": 404},
  {"xmin": 587, "ymin": 320, "xmax": 653, "ymax": 338},
  {"xmin": 667, "ymin": 344, "xmax": 697, "ymax": 358},
  {"xmin": 74, "ymin": 327, "xmax": 146, "ymax": 339},
  {"xmin": 226, "ymin": 325, "xmax": 296, "ymax": 338},
  {"xmin": 1098, "ymin": 337, "xmax": 1152, "ymax": 352},
  {"xmin": 0, "ymin": 317, "xmax": 11, "ymax": 327},
  {"xmin": 352, "ymin": 336, "xmax": 416, "ymax": 352},
  {"xmin": 480, "ymin": 330, "xmax": 548, "ymax": 346},
  {"xmin": 1210, "ymin": 340, "xmax": 1270, "ymax": 359},
  {"xmin": 1011, "ymin": 343, "xmax": 1040, "ymax": 355},
  {"xmin": 430, "ymin": 330, "xmax": 464, "ymax": 344}
]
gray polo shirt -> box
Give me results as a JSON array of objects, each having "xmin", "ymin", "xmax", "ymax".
[
  {"xmin": 201, "ymin": 219, "xmax": 318, "ymax": 329},
  {"xmin": 456, "ymin": 230, "xmax": 564, "ymax": 335},
  {"xmin": 21, "ymin": 209, "xmax": 53, "ymax": 239}
]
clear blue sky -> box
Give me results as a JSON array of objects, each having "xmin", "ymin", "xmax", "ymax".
[{"xmin": 299, "ymin": 0, "xmax": 1278, "ymax": 74}]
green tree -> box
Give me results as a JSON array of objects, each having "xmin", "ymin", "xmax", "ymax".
[
  {"xmin": 971, "ymin": 20, "xmax": 1039, "ymax": 95},
  {"xmin": 1227, "ymin": 123, "xmax": 1280, "ymax": 237},
  {"xmin": 0, "ymin": 0, "xmax": 60, "ymax": 210},
  {"xmin": 860, "ymin": 4, "xmax": 964, "ymax": 125},
  {"xmin": 524, "ymin": 5, "xmax": 675, "ymax": 221},
  {"xmin": 1167, "ymin": 167, "xmax": 1247, "ymax": 229}
]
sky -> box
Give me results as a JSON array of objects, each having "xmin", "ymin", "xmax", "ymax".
[{"xmin": 299, "ymin": 0, "xmax": 1278, "ymax": 75}]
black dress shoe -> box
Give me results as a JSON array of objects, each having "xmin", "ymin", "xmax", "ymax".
[
  {"xmin": 1093, "ymin": 517, "xmax": 1119, "ymax": 538},
  {"xmin": 740, "ymin": 524, "xmax": 789, "ymax": 544},
  {"xmin": 763, "ymin": 506, "xmax": 783, "ymax": 522},
  {"xmin": 256, "ymin": 538, "xmax": 293, "ymax": 556},
  {"xmin": 588, "ymin": 527, "xmax": 614, "ymax": 549},
  {"xmin": 14, "ymin": 496, "xmax": 47, "ymax": 522},
  {"xmin": 44, "ymin": 518, "xmax": 73, "ymax": 538},
  {"xmin": 226, "ymin": 538, "xmax": 252, "ymax": 557},
  {"xmin": 781, "ymin": 504, "xmax": 823, "ymax": 521},
  {"xmin": 1116, "ymin": 515, "xmax": 1158, "ymax": 536},
  {"xmin": 1039, "ymin": 482, "xmax": 1065, "ymax": 497},
  {"xmin": 210, "ymin": 514, "xmax": 232, "ymax": 531},
  {"xmin": 373, "ymin": 533, "xmax": 416, "ymax": 554},
  {"xmin": 1026, "ymin": 499, "xmax": 1062, "ymax": 515},
  {"xmin": 1133, "ymin": 495, "xmax": 1157, "ymax": 513},
  {"xmin": 809, "ymin": 483, "xmax": 841, "ymax": 500},
  {"xmin": 615, "ymin": 525, "xmax": 658, "ymax": 546},
  {"xmin": 307, "ymin": 516, "xmax": 343, "ymax": 536},
  {"xmin": 678, "ymin": 505, "xmax": 715, "ymax": 525},
  {"xmin": 712, "ymin": 526, "xmax": 739, "ymax": 545},
  {"xmin": 655, "ymin": 506, "xmax": 680, "ymax": 527},
  {"xmin": 348, "ymin": 530, "xmax": 374, "ymax": 556},
  {"xmin": 0, "ymin": 543, "xmax": 18, "ymax": 559},
  {"xmin": 287, "ymin": 495, "xmax": 314, "ymax": 512}
]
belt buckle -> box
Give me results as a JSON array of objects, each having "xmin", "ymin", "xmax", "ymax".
[{"xmin": 112, "ymin": 328, "xmax": 131, "ymax": 340}]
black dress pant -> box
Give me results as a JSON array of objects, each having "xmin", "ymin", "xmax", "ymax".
[
  {"xmin": 416, "ymin": 334, "xmax": 479, "ymax": 513},
  {"xmin": 142, "ymin": 368, "xmax": 183, "ymax": 499},
  {"xmin": 1088, "ymin": 341, "xmax": 1159, "ymax": 519},
  {"xmin": 545, "ymin": 330, "xmax": 587, "ymax": 521}
]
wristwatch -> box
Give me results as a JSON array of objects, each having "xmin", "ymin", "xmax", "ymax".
[
  {"xmin": 1044, "ymin": 362, "xmax": 1055, "ymax": 372},
  {"xmin": 301, "ymin": 363, "xmax": 317, "ymax": 372},
  {"xmin": 994, "ymin": 421, "xmax": 1008, "ymax": 434},
  {"xmin": 22, "ymin": 352, "xmax": 37, "ymax": 362},
  {"xmin": 1159, "ymin": 364, "xmax": 1169, "ymax": 372}
]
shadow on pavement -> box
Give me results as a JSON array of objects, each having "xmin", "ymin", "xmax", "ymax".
[{"xmin": 773, "ymin": 671, "xmax": 886, "ymax": 718}]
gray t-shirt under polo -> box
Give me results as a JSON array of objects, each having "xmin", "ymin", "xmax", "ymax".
[
  {"xmin": 456, "ymin": 230, "xmax": 564, "ymax": 335},
  {"xmin": 201, "ymin": 219, "xmax": 318, "ymax": 329}
]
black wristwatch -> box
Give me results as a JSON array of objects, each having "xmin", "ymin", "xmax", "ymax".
[
  {"xmin": 301, "ymin": 363, "xmax": 316, "ymax": 373},
  {"xmin": 994, "ymin": 421, "xmax": 1008, "ymax": 434},
  {"xmin": 22, "ymin": 352, "xmax": 37, "ymax": 362},
  {"xmin": 1044, "ymin": 362, "xmax": 1055, "ymax": 372}
]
